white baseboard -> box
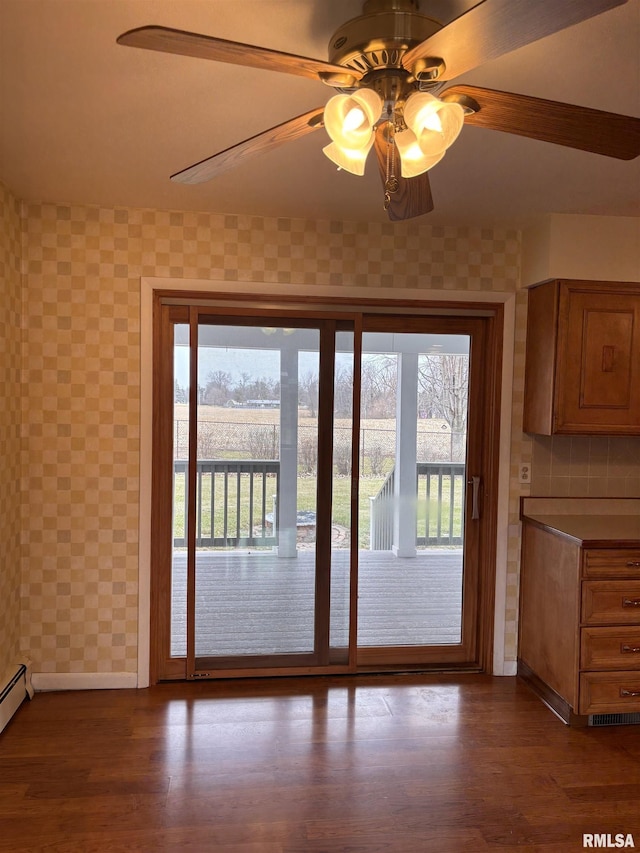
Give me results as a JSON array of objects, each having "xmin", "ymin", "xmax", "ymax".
[{"xmin": 32, "ymin": 672, "xmax": 138, "ymax": 692}]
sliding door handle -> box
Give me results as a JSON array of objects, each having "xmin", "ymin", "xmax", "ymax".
[{"xmin": 468, "ymin": 476, "xmax": 481, "ymax": 520}]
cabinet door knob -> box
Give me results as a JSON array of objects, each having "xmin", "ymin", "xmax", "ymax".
[
  {"xmin": 621, "ymin": 645, "xmax": 640, "ymax": 654},
  {"xmin": 620, "ymin": 688, "xmax": 640, "ymax": 698},
  {"xmin": 622, "ymin": 598, "xmax": 640, "ymax": 607},
  {"xmin": 626, "ymin": 561, "xmax": 640, "ymax": 568}
]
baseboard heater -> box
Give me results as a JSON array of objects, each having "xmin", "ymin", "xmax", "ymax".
[{"xmin": 0, "ymin": 663, "xmax": 33, "ymax": 735}]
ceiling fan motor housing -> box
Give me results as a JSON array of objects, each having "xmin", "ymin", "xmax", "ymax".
[
  {"xmin": 328, "ymin": 0, "xmax": 442, "ymax": 79},
  {"xmin": 328, "ymin": 0, "xmax": 444, "ymax": 119}
]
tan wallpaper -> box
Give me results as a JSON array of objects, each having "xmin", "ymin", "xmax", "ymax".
[
  {"xmin": 15, "ymin": 197, "xmax": 527, "ymax": 674},
  {"xmin": 0, "ymin": 184, "xmax": 22, "ymax": 679},
  {"xmin": 20, "ymin": 204, "xmax": 141, "ymax": 673},
  {"xmin": 505, "ymin": 289, "xmax": 533, "ymax": 658}
]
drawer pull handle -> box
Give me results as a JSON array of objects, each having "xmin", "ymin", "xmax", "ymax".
[
  {"xmin": 620, "ymin": 688, "xmax": 640, "ymax": 698},
  {"xmin": 622, "ymin": 598, "xmax": 640, "ymax": 607},
  {"xmin": 621, "ymin": 645, "xmax": 640, "ymax": 654},
  {"xmin": 627, "ymin": 561, "xmax": 640, "ymax": 568}
]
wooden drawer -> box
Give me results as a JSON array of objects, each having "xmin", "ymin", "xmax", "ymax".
[
  {"xmin": 583, "ymin": 549, "xmax": 640, "ymax": 579},
  {"xmin": 579, "ymin": 671, "xmax": 640, "ymax": 715},
  {"xmin": 581, "ymin": 626, "xmax": 640, "ymax": 669},
  {"xmin": 581, "ymin": 580, "xmax": 640, "ymax": 625}
]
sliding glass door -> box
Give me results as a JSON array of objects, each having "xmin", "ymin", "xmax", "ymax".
[
  {"xmin": 356, "ymin": 318, "xmax": 483, "ymax": 668},
  {"xmin": 151, "ymin": 301, "xmax": 497, "ymax": 680}
]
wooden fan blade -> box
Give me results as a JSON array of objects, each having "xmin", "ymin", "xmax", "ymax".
[
  {"xmin": 117, "ymin": 26, "xmax": 362, "ymax": 85},
  {"xmin": 442, "ymin": 85, "xmax": 640, "ymax": 160},
  {"xmin": 171, "ymin": 108, "xmax": 325, "ymax": 184},
  {"xmin": 373, "ymin": 124, "xmax": 434, "ymax": 221},
  {"xmin": 402, "ymin": 0, "xmax": 629, "ymax": 82}
]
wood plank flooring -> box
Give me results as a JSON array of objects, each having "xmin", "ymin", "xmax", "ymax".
[
  {"xmin": 2, "ymin": 674, "xmax": 640, "ymax": 851},
  {"xmin": 171, "ymin": 549, "xmax": 463, "ymax": 657}
]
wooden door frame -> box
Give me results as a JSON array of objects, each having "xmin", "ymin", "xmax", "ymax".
[{"xmin": 139, "ymin": 278, "xmax": 514, "ymax": 686}]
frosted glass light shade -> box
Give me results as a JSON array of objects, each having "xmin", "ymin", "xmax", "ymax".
[
  {"xmin": 323, "ymin": 89, "xmax": 383, "ymax": 150},
  {"xmin": 322, "ymin": 88, "xmax": 382, "ymax": 176},
  {"xmin": 404, "ymin": 91, "xmax": 464, "ymax": 157},
  {"xmin": 394, "ymin": 127, "xmax": 445, "ymax": 177},
  {"xmin": 323, "ymin": 138, "xmax": 375, "ymax": 176}
]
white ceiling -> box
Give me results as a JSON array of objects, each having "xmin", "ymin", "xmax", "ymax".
[{"xmin": 0, "ymin": 0, "xmax": 639, "ymax": 227}]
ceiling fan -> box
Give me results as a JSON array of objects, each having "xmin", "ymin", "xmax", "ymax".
[{"xmin": 118, "ymin": 0, "xmax": 640, "ymax": 222}]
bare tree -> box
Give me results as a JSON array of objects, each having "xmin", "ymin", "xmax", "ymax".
[
  {"xmin": 299, "ymin": 371, "xmax": 319, "ymax": 417},
  {"xmin": 418, "ymin": 355, "xmax": 469, "ymax": 461},
  {"xmin": 334, "ymin": 365, "xmax": 354, "ymax": 418},
  {"xmin": 361, "ymin": 354, "xmax": 397, "ymax": 419},
  {"xmin": 203, "ymin": 370, "xmax": 233, "ymax": 405},
  {"xmin": 232, "ymin": 372, "xmax": 252, "ymax": 404}
]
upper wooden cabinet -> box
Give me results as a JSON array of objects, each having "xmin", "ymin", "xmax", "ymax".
[{"xmin": 523, "ymin": 279, "xmax": 640, "ymax": 435}]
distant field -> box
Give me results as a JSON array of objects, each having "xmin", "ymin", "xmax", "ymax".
[
  {"xmin": 175, "ymin": 403, "xmax": 409, "ymax": 432},
  {"xmin": 173, "ymin": 404, "xmax": 459, "ymax": 469}
]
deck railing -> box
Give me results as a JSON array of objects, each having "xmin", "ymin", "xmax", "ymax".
[
  {"xmin": 174, "ymin": 460, "xmax": 279, "ymax": 548},
  {"xmin": 368, "ymin": 469, "xmax": 395, "ymax": 551},
  {"xmin": 416, "ymin": 463, "xmax": 466, "ymax": 547},
  {"xmin": 175, "ymin": 459, "xmax": 464, "ymax": 551},
  {"xmin": 369, "ymin": 462, "xmax": 466, "ymax": 549}
]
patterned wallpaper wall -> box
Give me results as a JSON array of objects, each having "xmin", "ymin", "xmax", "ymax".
[
  {"xmin": 20, "ymin": 203, "xmax": 142, "ymax": 674},
  {"xmin": 16, "ymin": 200, "xmax": 528, "ymax": 674},
  {"xmin": 5, "ymin": 186, "xmax": 637, "ymax": 679},
  {"xmin": 0, "ymin": 184, "xmax": 22, "ymax": 680}
]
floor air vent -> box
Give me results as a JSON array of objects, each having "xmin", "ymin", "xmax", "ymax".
[{"xmin": 589, "ymin": 712, "xmax": 640, "ymax": 727}]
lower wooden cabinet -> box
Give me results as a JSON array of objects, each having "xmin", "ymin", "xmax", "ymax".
[{"xmin": 518, "ymin": 518, "xmax": 640, "ymax": 723}]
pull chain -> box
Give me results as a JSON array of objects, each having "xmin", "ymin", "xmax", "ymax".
[{"xmin": 383, "ymin": 125, "xmax": 399, "ymax": 210}]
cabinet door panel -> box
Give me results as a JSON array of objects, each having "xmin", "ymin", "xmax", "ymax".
[
  {"xmin": 556, "ymin": 285, "xmax": 640, "ymax": 432},
  {"xmin": 580, "ymin": 308, "xmax": 633, "ymax": 408}
]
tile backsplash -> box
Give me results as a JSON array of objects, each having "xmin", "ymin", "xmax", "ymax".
[{"xmin": 530, "ymin": 435, "xmax": 640, "ymax": 497}]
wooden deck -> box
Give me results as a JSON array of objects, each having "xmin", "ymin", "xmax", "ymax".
[{"xmin": 171, "ymin": 549, "xmax": 463, "ymax": 657}]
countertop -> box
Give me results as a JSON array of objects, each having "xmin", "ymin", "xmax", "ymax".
[{"xmin": 521, "ymin": 498, "xmax": 640, "ymax": 547}]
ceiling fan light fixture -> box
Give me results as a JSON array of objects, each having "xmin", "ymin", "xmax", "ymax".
[
  {"xmin": 403, "ymin": 91, "xmax": 465, "ymax": 157},
  {"xmin": 394, "ymin": 127, "xmax": 446, "ymax": 177},
  {"xmin": 118, "ymin": 0, "xmax": 640, "ymax": 222},
  {"xmin": 323, "ymin": 88, "xmax": 383, "ymax": 148},
  {"xmin": 322, "ymin": 88, "xmax": 382, "ymax": 175},
  {"xmin": 323, "ymin": 139, "xmax": 375, "ymax": 176}
]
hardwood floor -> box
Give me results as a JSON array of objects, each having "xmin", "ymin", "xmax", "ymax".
[{"xmin": 1, "ymin": 674, "xmax": 640, "ymax": 852}]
